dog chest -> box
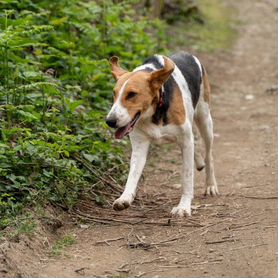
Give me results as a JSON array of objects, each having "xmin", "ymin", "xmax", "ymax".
[{"xmin": 134, "ymin": 122, "xmax": 184, "ymax": 144}]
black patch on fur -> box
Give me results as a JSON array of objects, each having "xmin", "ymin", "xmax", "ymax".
[
  {"xmin": 140, "ymin": 67, "xmax": 153, "ymax": 73},
  {"xmin": 152, "ymin": 76, "xmax": 175, "ymax": 125},
  {"xmin": 170, "ymin": 52, "xmax": 202, "ymax": 108},
  {"xmin": 143, "ymin": 56, "xmax": 163, "ymax": 69},
  {"xmin": 141, "ymin": 56, "xmax": 173, "ymax": 125}
]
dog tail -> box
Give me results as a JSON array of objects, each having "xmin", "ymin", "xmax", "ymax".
[{"xmin": 202, "ymin": 65, "xmax": 211, "ymax": 104}]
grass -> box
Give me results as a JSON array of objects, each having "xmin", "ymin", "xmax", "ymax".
[
  {"xmin": 0, "ymin": 212, "xmax": 37, "ymax": 241},
  {"xmin": 167, "ymin": 0, "xmax": 238, "ymax": 52},
  {"xmin": 51, "ymin": 234, "xmax": 76, "ymax": 256}
]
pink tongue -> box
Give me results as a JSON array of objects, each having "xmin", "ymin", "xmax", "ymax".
[{"xmin": 115, "ymin": 123, "xmax": 132, "ymax": 139}]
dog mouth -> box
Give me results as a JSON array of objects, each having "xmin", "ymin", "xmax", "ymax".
[{"xmin": 115, "ymin": 112, "xmax": 141, "ymax": 139}]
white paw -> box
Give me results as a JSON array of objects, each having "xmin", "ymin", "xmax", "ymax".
[
  {"xmin": 204, "ymin": 184, "xmax": 219, "ymax": 196},
  {"xmin": 113, "ymin": 195, "xmax": 133, "ymax": 211},
  {"xmin": 171, "ymin": 206, "xmax": 191, "ymax": 218},
  {"xmin": 195, "ymin": 158, "xmax": 205, "ymax": 171}
]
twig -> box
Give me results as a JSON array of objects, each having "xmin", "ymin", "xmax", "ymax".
[
  {"xmin": 134, "ymin": 272, "xmax": 147, "ymax": 277},
  {"xmin": 74, "ymin": 267, "xmax": 89, "ymax": 274},
  {"xmin": 159, "ymin": 259, "xmax": 222, "ymax": 268},
  {"xmin": 139, "ymin": 257, "xmax": 167, "ymax": 265},
  {"xmin": 229, "ymin": 221, "xmax": 259, "ymax": 230},
  {"xmin": 74, "ymin": 210, "xmax": 137, "ymax": 224},
  {"xmin": 240, "ymin": 195, "xmax": 277, "ymax": 200},
  {"xmin": 95, "ymin": 237, "xmax": 125, "ymax": 245},
  {"xmin": 73, "ymin": 153, "xmax": 122, "ymax": 192},
  {"xmin": 205, "ymin": 238, "xmax": 236, "ymax": 244},
  {"xmin": 230, "ymin": 243, "xmax": 267, "ymax": 251},
  {"xmin": 151, "ymin": 219, "xmax": 229, "ymax": 246}
]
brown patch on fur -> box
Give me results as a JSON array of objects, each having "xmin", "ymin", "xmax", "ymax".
[
  {"xmin": 120, "ymin": 71, "xmax": 157, "ymax": 119},
  {"xmin": 111, "ymin": 56, "xmax": 175, "ymax": 120},
  {"xmin": 113, "ymin": 72, "xmax": 134, "ymax": 101},
  {"xmin": 109, "ymin": 56, "xmax": 128, "ymax": 80},
  {"xmin": 202, "ymin": 67, "xmax": 211, "ymax": 104},
  {"xmin": 168, "ymin": 84, "xmax": 186, "ymax": 125}
]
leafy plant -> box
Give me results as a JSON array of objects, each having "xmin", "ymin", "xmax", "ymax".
[{"xmin": 0, "ymin": 0, "xmax": 167, "ymax": 228}]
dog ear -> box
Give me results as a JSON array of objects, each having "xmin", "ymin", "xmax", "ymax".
[
  {"xmin": 149, "ymin": 56, "xmax": 175, "ymax": 90},
  {"xmin": 109, "ymin": 56, "xmax": 128, "ymax": 80}
]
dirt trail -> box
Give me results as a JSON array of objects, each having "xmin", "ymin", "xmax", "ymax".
[{"xmin": 4, "ymin": 0, "xmax": 277, "ymax": 277}]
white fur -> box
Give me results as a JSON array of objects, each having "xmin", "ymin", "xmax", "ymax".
[
  {"xmin": 113, "ymin": 131, "xmax": 150, "ymax": 209},
  {"xmin": 107, "ymin": 79, "xmax": 132, "ymax": 127},
  {"xmin": 193, "ymin": 55, "xmax": 203, "ymax": 77},
  {"xmin": 133, "ymin": 63, "xmax": 156, "ymax": 72},
  {"xmin": 194, "ymin": 88, "xmax": 218, "ymax": 196},
  {"xmin": 155, "ymin": 54, "xmax": 165, "ymax": 66}
]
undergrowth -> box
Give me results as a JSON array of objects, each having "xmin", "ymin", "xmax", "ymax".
[{"xmin": 0, "ymin": 0, "xmax": 167, "ymax": 229}]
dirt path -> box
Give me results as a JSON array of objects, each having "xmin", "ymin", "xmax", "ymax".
[{"xmin": 5, "ymin": 0, "xmax": 277, "ymax": 277}]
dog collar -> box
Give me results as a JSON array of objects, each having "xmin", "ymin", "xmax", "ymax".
[{"xmin": 159, "ymin": 88, "xmax": 164, "ymax": 108}]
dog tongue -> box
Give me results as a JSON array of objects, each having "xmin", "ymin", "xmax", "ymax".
[{"xmin": 115, "ymin": 123, "xmax": 132, "ymax": 139}]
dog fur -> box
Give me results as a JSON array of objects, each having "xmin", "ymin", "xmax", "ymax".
[{"xmin": 106, "ymin": 52, "xmax": 218, "ymax": 217}]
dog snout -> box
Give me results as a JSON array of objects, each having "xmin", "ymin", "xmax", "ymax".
[{"xmin": 106, "ymin": 117, "xmax": 117, "ymax": 128}]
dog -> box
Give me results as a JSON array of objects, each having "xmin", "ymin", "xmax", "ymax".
[{"xmin": 106, "ymin": 52, "xmax": 218, "ymax": 217}]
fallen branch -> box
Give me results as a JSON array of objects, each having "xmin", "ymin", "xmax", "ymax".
[{"xmin": 95, "ymin": 237, "xmax": 125, "ymax": 245}]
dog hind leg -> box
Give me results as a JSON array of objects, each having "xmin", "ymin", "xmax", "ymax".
[
  {"xmin": 193, "ymin": 123, "xmax": 205, "ymax": 171},
  {"xmin": 171, "ymin": 121, "xmax": 194, "ymax": 217},
  {"xmin": 195, "ymin": 101, "xmax": 219, "ymax": 196}
]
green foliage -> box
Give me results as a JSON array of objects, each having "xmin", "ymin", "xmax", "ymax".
[{"xmin": 0, "ymin": 0, "xmax": 167, "ymax": 228}]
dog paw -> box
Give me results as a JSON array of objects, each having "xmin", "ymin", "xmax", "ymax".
[
  {"xmin": 171, "ymin": 206, "xmax": 191, "ymax": 218},
  {"xmin": 113, "ymin": 197, "xmax": 131, "ymax": 211},
  {"xmin": 204, "ymin": 184, "xmax": 219, "ymax": 197},
  {"xmin": 196, "ymin": 164, "xmax": 205, "ymax": 171}
]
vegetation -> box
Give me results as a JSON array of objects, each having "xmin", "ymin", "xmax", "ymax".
[
  {"xmin": 51, "ymin": 234, "xmax": 75, "ymax": 256},
  {"xmin": 0, "ymin": 0, "xmax": 236, "ymax": 232},
  {"xmin": 0, "ymin": 0, "xmax": 166, "ymax": 229}
]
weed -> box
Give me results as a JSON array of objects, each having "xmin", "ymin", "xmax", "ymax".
[{"xmin": 51, "ymin": 234, "xmax": 75, "ymax": 256}]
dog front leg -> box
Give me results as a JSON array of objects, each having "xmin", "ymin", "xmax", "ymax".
[
  {"xmin": 171, "ymin": 124, "xmax": 194, "ymax": 217},
  {"xmin": 113, "ymin": 134, "xmax": 150, "ymax": 211}
]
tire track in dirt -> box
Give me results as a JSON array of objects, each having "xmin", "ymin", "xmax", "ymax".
[{"xmin": 6, "ymin": 0, "xmax": 276, "ymax": 277}]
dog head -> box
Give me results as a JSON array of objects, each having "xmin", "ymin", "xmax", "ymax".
[{"xmin": 106, "ymin": 56, "xmax": 174, "ymax": 139}]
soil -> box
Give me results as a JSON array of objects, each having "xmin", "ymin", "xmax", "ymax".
[{"xmin": 1, "ymin": 0, "xmax": 277, "ymax": 277}]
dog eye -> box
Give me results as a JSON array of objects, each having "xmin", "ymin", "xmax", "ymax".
[{"xmin": 126, "ymin": 91, "xmax": 137, "ymax": 100}]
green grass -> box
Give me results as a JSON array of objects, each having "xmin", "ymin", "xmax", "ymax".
[
  {"xmin": 0, "ymin": 212, "xmax": 37, "ymax": 241},
  {"xmin": 168, "ymin": 0, "xmax": 238, "ymax": 52},
  {"xmin": 51, "ymin": 234, "xmax": 75, "ymax": 256}
]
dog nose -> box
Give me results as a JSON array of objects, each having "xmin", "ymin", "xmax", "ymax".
[{"xmin": 106, "ymin": 118, "xmax": 117, "ymax": 128}]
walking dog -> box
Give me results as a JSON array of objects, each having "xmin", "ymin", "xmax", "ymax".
[{"xmin": 106, "ymin": 52, "xmax": 218, "ymax": 217}]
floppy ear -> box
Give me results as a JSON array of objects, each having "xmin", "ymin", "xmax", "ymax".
[
  {"xmin": 109, "ymin": 56, "xmax": 128, "ymax": 80},
  {"xmin": 149, "ymin": 56, "xmax": 175, "ymax": 90}
]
